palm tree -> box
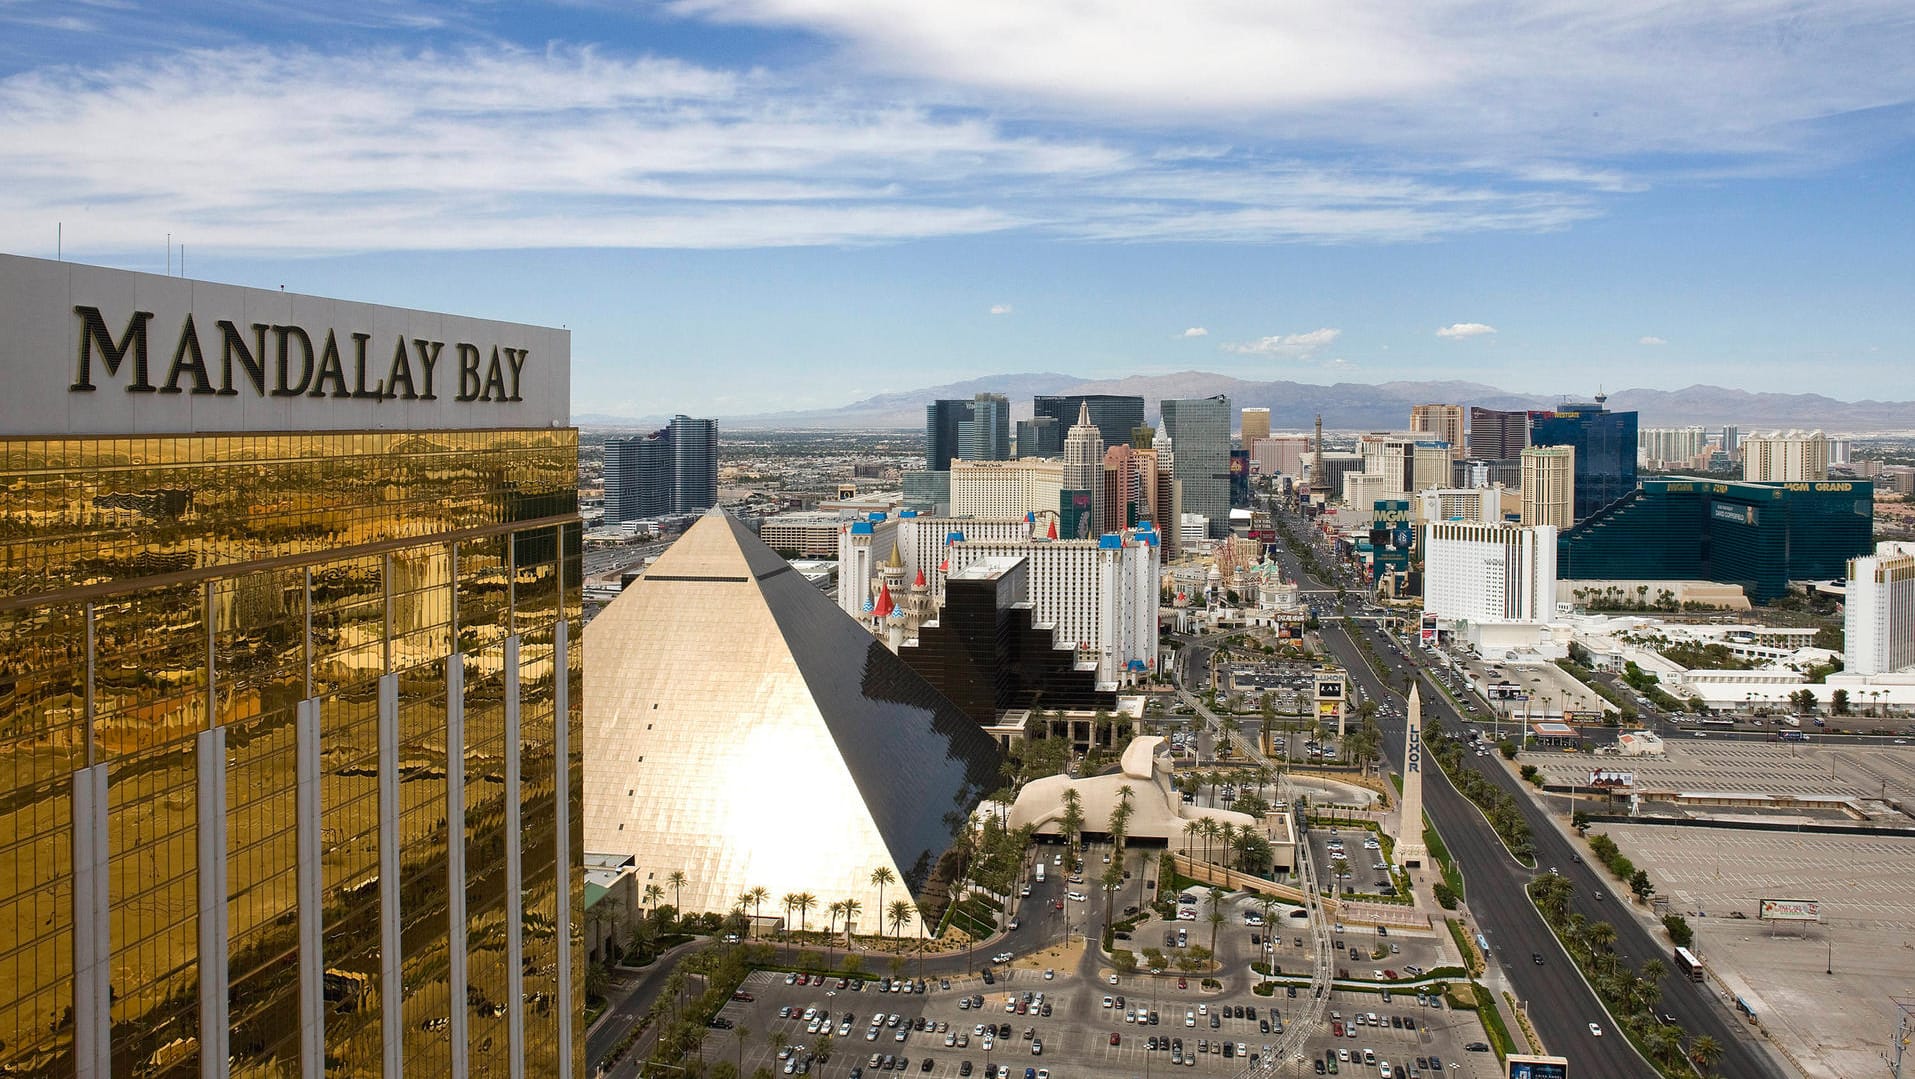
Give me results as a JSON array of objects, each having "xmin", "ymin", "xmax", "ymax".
[
  {"xmin": 1206, "ymin": 887, "xmax": 1227, "ymax": 957},
  {"xmin": 735, "ymin": 1023, "xmax": 752, "ymax": 1078},
  {"xmin": 1183, "ymin": 818, "xmax": 1202, "ymax": 857},
  {"xmin": 795, "ymin": 892, "xmax": 817, "ymax": 935},
  {"xmin": 842, "ymin": 898, "xmax": 863, "ymax": 945},
  {"xmin": 782, "ymin": 893, "xmax": 800, "ymax": 936},
  {"xmin": 870, "ymin": 867, "xmax": 896, "ymax": 926},
  {"xmin": 1689, "ymin": 1034, "xmax": 1723, "ymax": 1072},
  {"xmin": 1217, "ymin": 822, "xmax": 1237, "ymax": 875},
  {"xmin": 888, "ymin": 899, "xmax": 914, "ymax": 945},
  {"xmin": 668, "ymin": 869, "xmax": 688, "ymax": 915},
  {"xmin": 747, "ymin": 886, "xmax": 770, "ymax": 938},
  {"xmin": 644, "ymin": 882, "xmax": 666, "ymax": 915}
]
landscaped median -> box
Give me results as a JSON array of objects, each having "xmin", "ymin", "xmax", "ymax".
[{"xmin": 1527, "ymin": 873, "xmax": 1721, "ymax": 1077}]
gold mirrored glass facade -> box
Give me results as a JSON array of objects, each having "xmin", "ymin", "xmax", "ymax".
[{"xmin": 0, "ymin": 428, "xmax": 585, "ymax": 1077}]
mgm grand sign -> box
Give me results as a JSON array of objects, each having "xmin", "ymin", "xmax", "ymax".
[{"xmin": 70, "ymin": 306, "xmax": 533, "ymax": 403}]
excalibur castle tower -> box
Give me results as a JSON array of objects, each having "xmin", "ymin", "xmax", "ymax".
[{"xmin": 0, "ymin": 254, "xmax": 584, "ymax": 1077}]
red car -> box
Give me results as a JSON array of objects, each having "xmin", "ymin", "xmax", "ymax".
[
  {"xmin": 1055, "ymin": 900, "xmax": 1065, "ymax": 910},
  {"xmin": 1109, "ymin": 1032, "xmax": 1121, "ymax": 1046},
  {"xmin": 1177, "ymin": 977, "xmax": 1187, "ymax": 990}
]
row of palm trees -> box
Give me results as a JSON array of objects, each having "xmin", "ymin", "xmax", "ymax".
[
  {"xmin": 1530, "ymin": 874, "xmax": 1725, "ymax": 1076},
  {"xmin": 726, "ymin": 868, "xmax": 924, "ymax": 951},
  {"xmin": 1179, "ymin": 816, "xmax": 1264, "ymax": 874}
]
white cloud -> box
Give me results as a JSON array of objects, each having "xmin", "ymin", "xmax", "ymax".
[
  {"xmin": 670, "ymin": 0, "xmax": 1915, "ymax": 167},
  {"xmin": 1222, "ymin": 327, "xmax": 1342, "ymax": 359},
  {"xmin": 989, "ymin": 303, "xmax": 1013, "ymax": 315},
  {"xmin": 1181, "ymin": 327, "xmax": 1208, "ymax": 337},
  {"xmin": 1436, "ymin": 322, "xmax": 1498, "ymax": 339},
  {"xmin": 1638, "ymin": 335, "xmax": 1667, "ymax": 346},
  {"xmin": 0, "ymin": 44, "xmax": 1617, "ymax": 253}
]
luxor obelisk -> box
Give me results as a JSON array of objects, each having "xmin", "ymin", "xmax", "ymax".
[{"xmin": 1395, "ymin": 684, "xmax": 1430, "ymax": 868}]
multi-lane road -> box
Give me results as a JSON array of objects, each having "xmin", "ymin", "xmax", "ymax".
[{"xmin": 1259, "ymin": 509, "xmax": 1789, "ymax": 1079}]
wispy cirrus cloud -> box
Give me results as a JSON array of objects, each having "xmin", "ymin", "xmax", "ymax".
[
  {"xmin": 989, "ymin": 303, "xmax": 1013, "ymax": 315},
  {"xmin": 1222, "ymin": 328, "xmax": 1342, "ymax": 359},
  {"xmin": 0, "ymin": 42, "xmax": 1610, "ymax": 255},
  {"xmin": 1180, "ymin": 327, "xmax": 1209, "ymax": 337},
  {"xmin": 1639, "ymin": 335, "xmax": 1667, "ymax": 346},
  {"xmin": 672, "ymin": 0, "xmax": 1915, "ymax": 167},
  {"xmin": 1436, "ymin": 322, "xmax": 1498, "ymax": 339}
]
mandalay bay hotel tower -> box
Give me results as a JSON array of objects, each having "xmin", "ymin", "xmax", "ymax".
[{"xmin": 0, "ymin": 253, "xmax": 584, "ymax": 1077}]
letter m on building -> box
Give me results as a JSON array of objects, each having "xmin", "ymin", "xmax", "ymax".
[{"xmin": 71, "ymin": 305, "xmax": 156, "ymax": 391}]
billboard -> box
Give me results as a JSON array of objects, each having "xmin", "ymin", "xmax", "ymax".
[
  {"xmin": 1758, "ymin": 899, "xmax": 1821, "ymax": 922},
  {"xmin": 1488, "ymin": 682, "xmax": 1525, "ymax": 701},
  {"xmin": 1506, "ymin": 1056, "xmax": 1569, "ymax": 1079},
  {"xmin": 1420, "ymin": 612, "xmax": 1438, "ymax": 642},
  {"xmin": 1587, "ymin": 770, "xmax": 1635, "ymax": 789}
]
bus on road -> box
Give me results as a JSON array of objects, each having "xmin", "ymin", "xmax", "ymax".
[{"xmin": 1674, "ymin": 946, "xmax": 1704, "ymax": 982}]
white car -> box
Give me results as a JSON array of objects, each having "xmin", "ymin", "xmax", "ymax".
[
  {"xmin": 1067, "ymin": 891, "xmax": 1088, "ymax": 902},
  {"xmin": 1589, "ymin": 1022, "xmax": 1603, "ymax": 1037}
]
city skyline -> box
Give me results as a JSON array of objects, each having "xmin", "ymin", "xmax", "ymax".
[{"xmin": 1, "ymin": 2, "xmax": 1913, "ymax": 413}]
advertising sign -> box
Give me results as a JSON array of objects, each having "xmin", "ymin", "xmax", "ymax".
[
  {"xmin": 1758, "ymin": 899, "xmax": 1821, "ymax": 922},
  {"xmin": 1586, "ymin": 770, "xmax": 1635, "ymax": 789},
  {"xmin": 1506, "ymin": 1056, "xmax": 1569, "ymax": 1079},
  {"xmin": 1315, "ymin": 679, "xmax": 1344, "ymax": 699},
  {"xmin": 1420, "ymin": 612, "xmax": 1438, "ymax": 642},
  {"xmin": 1488, "ymin": 682, "xmax": 1525, "ymax": 701}
]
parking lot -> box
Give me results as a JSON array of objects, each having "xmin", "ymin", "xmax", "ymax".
[
  {"xmin": 709, "ymin": 902, "xmax": 1496, "ymax": 1079},
  {"xmin": 1603, "ymin": 823, "xmax": 1915, "ymax": 1079},
  {"xmin": 1520, "ymin": 739, "xmax": 1915, "ymax": 801}
]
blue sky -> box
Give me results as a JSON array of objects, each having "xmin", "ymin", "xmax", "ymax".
[{"xmin": 3, "ymin": 0, "xmax": 1913, "ymax": 417}]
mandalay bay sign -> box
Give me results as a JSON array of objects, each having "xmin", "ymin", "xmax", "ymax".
[{"xmin": 2, "ymin": 252, "xmax": 569, "ymax": 436}]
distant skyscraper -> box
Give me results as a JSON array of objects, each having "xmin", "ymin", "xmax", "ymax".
[
  {"xmin": 1240, "ymin": 407, "xmax": 1271, "ymax": 445},
  {"xmin": 1720, "ymin": 425, "xmax": 1741, "ymax": 454},
  {"xmin": 1845, "ymin": 542, "xmax": 1915, "ymax": 676},
  {"xmin": 925, "ymin": 398, "xmax": 974, "ymax": 470},
  {"xmin": 1520, "ymin": 445, "xmax": 1575, "ymax": 528},
  {"xmin": 1423, "ymin": 521, "xmax": 1558, "ymax": 624},
  {"xmin": 604, "ymin": 414, "xmax": 719, "ymax": 522},
  {"xmin": 1410, "ymin": 404, "xmax": 1466, "ymax": 460},
  {"xmin": 959, "ymin": 392, "xmax": 1011, "ymax": 461},
  {"xmin": 1033, "ymin": 394, "xmax": 1145, "ymax": 454},
  {"xmin": 1638, "ymin": 426, "xmax": 1713, "ymax": 469},
  {"xmin": 1467, "ymin": 407, "xmax": 1529, "ymax": 460},
  {"xmin": 1742, "ymin": 430, "xmax": 1830, "ymax": 482},
  {"xmin": 1160, "ymin": 395, "xmax": 1231, "ymax": 538},
  {"xmin": 1016, "ymin": 415, "xmax": 1062, "ymax": 457},
  {"xmin": 1251, "ymin": 435, "xmax": 1311, "ymax": 477},
  {"xmin": 951, "ymin": 458, "xmax": 1065, "ymax": 518},
  {"xmin": 1062, "ymin": 402, "xmax": 1105, "ymax": 539},
  {"xmin": 1100, "ymin": 444, "xmax": 1140, "ymax": 534},
  {"xmin": 1529, "ymin": 398, "xmax": 1636, "ymax": 521}
]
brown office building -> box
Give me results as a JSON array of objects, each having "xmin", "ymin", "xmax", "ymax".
[
  {"xmin": 1467, "ymin": 406, "xmax": 1530, "ymax": 460},
  {"xmin": 0, "ymin": 254, "xmax": 583, "ymax": 1077}
]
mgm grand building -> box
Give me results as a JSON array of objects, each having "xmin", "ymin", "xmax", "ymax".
[{"xmin": 0, "ymin": 253, "xmax": 584, "ymax": 1077}]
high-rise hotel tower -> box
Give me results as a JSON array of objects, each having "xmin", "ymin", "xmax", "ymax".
[{"xmin": 0, "ymin": 254, "xmax": 584, "ymax": 1077}]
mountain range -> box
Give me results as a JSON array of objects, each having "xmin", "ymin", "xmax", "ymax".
[{"xmin": 575, "ymin": 372, "xmax": 1915, "ymax": 433}]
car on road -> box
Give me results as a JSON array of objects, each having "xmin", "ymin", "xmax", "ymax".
[{"xmin": 1588, "ymin": 1023, "xmax": 1603, "ymax": 1036}]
